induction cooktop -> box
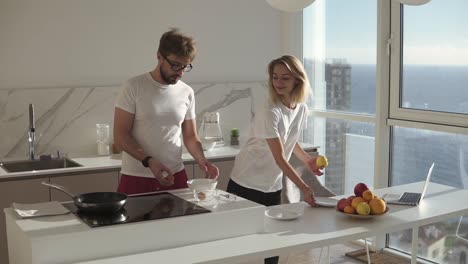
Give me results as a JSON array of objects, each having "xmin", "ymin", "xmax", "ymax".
[{"xmin": 63, "ymin": 192, "xmax": 211, "ymax": 228}]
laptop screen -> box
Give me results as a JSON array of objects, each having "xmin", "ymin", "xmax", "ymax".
[{"xmin": 419, "ymin": 162, "xmax": 435, "ymax": 202}]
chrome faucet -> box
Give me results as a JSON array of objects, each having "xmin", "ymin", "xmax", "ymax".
[{"xmin": 28, "ymin": 104, "xmax": 36, "ymax": 160}]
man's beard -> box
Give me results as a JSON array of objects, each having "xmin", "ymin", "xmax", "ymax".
[{"xmin": 160, "ymin": 67, "xmax": 179, "ymax": 84}]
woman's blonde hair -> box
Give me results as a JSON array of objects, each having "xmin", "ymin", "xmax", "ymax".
[{"xmin": 267, "ymin": 55, "xmax": 310, "ymax": 105}]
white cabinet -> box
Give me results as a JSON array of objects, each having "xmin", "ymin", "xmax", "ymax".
[
  {"xmin": 193, "ymin": 160, "xmax": 234, "ymax": 191},
  {"xmin": 0, "ymin": 178, "xmax": 49, "ymax": 264},
  {"xmin": 49, "ymin": 171, "xmax": 119, "ymax": 202}
]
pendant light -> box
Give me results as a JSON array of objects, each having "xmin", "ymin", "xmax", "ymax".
[
  {"xmin": 395, "ymin": 0, "xmax": 431, "ymax": 6},
  {"xmin": 266, "ymin": 0, "xmax": 316, "ymax": 12}
]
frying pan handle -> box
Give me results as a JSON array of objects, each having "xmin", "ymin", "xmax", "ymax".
[{"xmin": 41, "ymin": 181, "xmax": 76, "ymax": 199}]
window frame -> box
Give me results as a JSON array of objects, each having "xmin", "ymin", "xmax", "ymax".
[
  {"xmin": 388, "ymin": 1, "xmax": 468, "ymax": 134},
  {"xmin": 299, "ymin": 0, "xmax": 468, "ymax": 260}
]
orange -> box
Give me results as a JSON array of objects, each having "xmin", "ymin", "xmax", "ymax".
[
  {"xmin": 343, "ymin": 205, "xmax": 355, "ymax": 214},
  {"xmin": 369, "ymin": 198, "xmax": 386, "ymax": 215},
  {"xmin": 362, "ymin": 190, "xmax": 374, "ymax": 201},
  {"xmin": 351, "ymin": 197, "xmax": 366, "ymax": 209}
]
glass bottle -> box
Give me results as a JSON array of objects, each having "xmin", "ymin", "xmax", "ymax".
[{"xmin": 96, "ymin": 124, "xmax": 110, "ymax": 155}]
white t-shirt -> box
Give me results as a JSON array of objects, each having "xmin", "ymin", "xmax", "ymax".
[
  {"xmin": 230, "ymin": 100, "xmax": 308, "ymax": 192},
  {"xmin": 115, "ymin": 72, "xmax": 196, "ymax": 178}
]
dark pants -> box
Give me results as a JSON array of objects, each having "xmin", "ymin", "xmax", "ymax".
[{"xmin": 227, "ymin": 179, "xmax": 281, "ymax": 264}]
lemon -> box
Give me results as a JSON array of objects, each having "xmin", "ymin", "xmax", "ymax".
[
  {"xmin": 316, "ymin": 155, "xmax": 328, "ymax": 168},
  {"xmin": 356, "ymin": 202, "xmax": 371, "ymax": 215}
]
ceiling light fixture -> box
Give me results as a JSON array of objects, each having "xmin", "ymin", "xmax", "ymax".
[{"xmin": 266, "ymin": 0, "xmax": 316, "ymax": 13}]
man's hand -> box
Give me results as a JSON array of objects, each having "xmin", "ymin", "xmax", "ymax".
[
  {"xmin": 148, "ymin": 159, "xmax": 174, "ymax": 186},
  {"xmin": 198, "ymin": 160, "xmax": 219, "ymax": 179},
  {"xmin": 305, "ymin": 157, "xmax": 324, "ymax": 176}
]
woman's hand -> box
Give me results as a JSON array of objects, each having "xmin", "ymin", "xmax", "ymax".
[
  {"xmin": 198, "ymin": 159, "xmax": 219, "ymax": 179},
  {"xmin": 305, "ymin": 157, "xmax": 324, "ymax": 176},
  {"xmin": 303, "ymin": 188, "xmax": 318, "ymax": 207}
]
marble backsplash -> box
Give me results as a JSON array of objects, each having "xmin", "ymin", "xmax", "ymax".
[{"xmin": 0, "ymin": 81, "xmax": 268, "ymax": 160}]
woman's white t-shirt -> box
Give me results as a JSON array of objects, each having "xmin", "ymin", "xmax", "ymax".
[
  {"xmin": 230, "ymin": 100, "xmax": 308, "ymax": 192},
  {"xmin": 115, "ymin": 73, "xmax": 195, "ymax": 178}
]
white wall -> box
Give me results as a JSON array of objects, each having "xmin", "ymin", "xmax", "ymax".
[
  {"xmin": 0, "ymin": 0, "xmax": 283, "ymax": 89},
  {"xmin": 0, "ymin": 0, "xmax": 293, "ymax": 158}
]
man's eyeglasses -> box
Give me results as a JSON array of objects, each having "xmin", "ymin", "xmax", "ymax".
[{"xmin": 163, "ymin": 55, "xmax": 193, "ymax": 72}]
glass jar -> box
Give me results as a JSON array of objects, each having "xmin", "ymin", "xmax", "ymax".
[{"xmin": 96, "ymin": 124, "xmax": 110, "ymax": 155}]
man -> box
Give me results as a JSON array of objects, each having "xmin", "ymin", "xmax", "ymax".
[{"xmin": 114, "ymin": 28, "xmax": 219, "ymax": 194}]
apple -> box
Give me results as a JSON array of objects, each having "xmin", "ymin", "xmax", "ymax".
[
  {"xmin": 354, "ymin": 183, "xmax": 369, "ymax": 197},
  {"xmin": 337, "ymin": 198, "xmax": 351, "ymax": 212},
  {"xmin": 347, "ymin": 195, "xmax": 356, "ymax": 203}
]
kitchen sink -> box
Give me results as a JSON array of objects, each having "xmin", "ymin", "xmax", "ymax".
[{"xmin": 0, "ymin": 158, "xmax": 82, "ymax": 173}]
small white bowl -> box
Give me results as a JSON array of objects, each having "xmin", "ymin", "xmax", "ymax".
[{"xmin": 201, "ymin": 141, "xmax": 217, "ymax": 151}]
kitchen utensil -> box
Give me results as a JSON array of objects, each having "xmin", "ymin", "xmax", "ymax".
[
  {"xmin": 77, "ymin": 208, "xmax": 129, "ymax": 226},
  {"xmin": 314, "ymin": 197, "xmax": 338, "ymax": 207},
  {"xmin": 265, "ymin": 207, "xmax": 303, "ymax": 220},
  {"xmin": 217, "ymin": 193, "xmax": 237, "ymax": 201},
  {"xmin": 41, "ymin": 182, "xmax": 127, "ymax": 214}
]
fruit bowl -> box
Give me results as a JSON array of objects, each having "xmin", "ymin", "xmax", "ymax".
[{"xmin": 336, "ymin": 207, "xmax": 390, "ymax": 219}]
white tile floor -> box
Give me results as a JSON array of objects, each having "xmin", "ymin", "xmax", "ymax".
[{"xmin": 238, "ymin": 242, "xmax": 365, "ymax": 264}]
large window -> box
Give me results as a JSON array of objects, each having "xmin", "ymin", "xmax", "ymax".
[
  {"xmin": 303, "ymin": 0, "xmax": 377, "ymax": 195},
  {"xmin": 303, "ymin": 0, "xmax": 468, "ymax": 263},
  {"xmin": 387, "ymin": 1, "xmax": 468, "ymax": 263},
  {"xmin": 390, "ymin": 0, "xmax": 468, "ymax": 127}
]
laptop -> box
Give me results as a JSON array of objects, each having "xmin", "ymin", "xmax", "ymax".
[{"xmin": 384, "ymin": 162, "xmax": 435, "ymax": 206}]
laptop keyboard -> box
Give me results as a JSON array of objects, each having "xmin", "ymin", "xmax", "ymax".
[{"xmin": 399, "ymin": 192, "xmax": 421, "ymax": 203}]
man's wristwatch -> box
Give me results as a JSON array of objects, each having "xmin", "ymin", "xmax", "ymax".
[{"xmin": 141, "ymin": 156, "xmax": 152, "ymax": 168}]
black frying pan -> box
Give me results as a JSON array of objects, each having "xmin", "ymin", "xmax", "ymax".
[{"xmin": 41, "ymin": 182, "xmax": 127, "ymax": 214}]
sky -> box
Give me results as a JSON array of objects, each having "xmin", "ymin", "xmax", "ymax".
[{"xmin": 303, "ymin": 0, "xmax": 468, "ymax": 65}]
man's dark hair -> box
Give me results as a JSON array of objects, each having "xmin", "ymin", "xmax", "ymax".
[{"xmin": 159, "ymin": 28, "xmax": 196, "ymax": 60}]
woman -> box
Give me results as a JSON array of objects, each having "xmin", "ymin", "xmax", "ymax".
[{"xmin": 227, "ymin": 55, "xmax": 322, "ymax": 263}]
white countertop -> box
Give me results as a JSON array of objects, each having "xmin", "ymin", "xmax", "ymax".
[
  {"xmin": 71, "ymin": 182, "xmax": 468, "ymax": 264},
  {"xmin": 0, "ymin": 144, "xmax": 318, "ymax": 180}
]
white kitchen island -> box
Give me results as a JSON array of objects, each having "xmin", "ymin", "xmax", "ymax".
[
  {"xmin": 0, "ymin": 144, "xmax": 319, "ymax": 264},
  {"xmin": 5, "ymin": 189, "xmax": 265, "ymax": 264},
  {"xmin": 66, "ymin": 182, "xmax": 468, "ymax": 264}
]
